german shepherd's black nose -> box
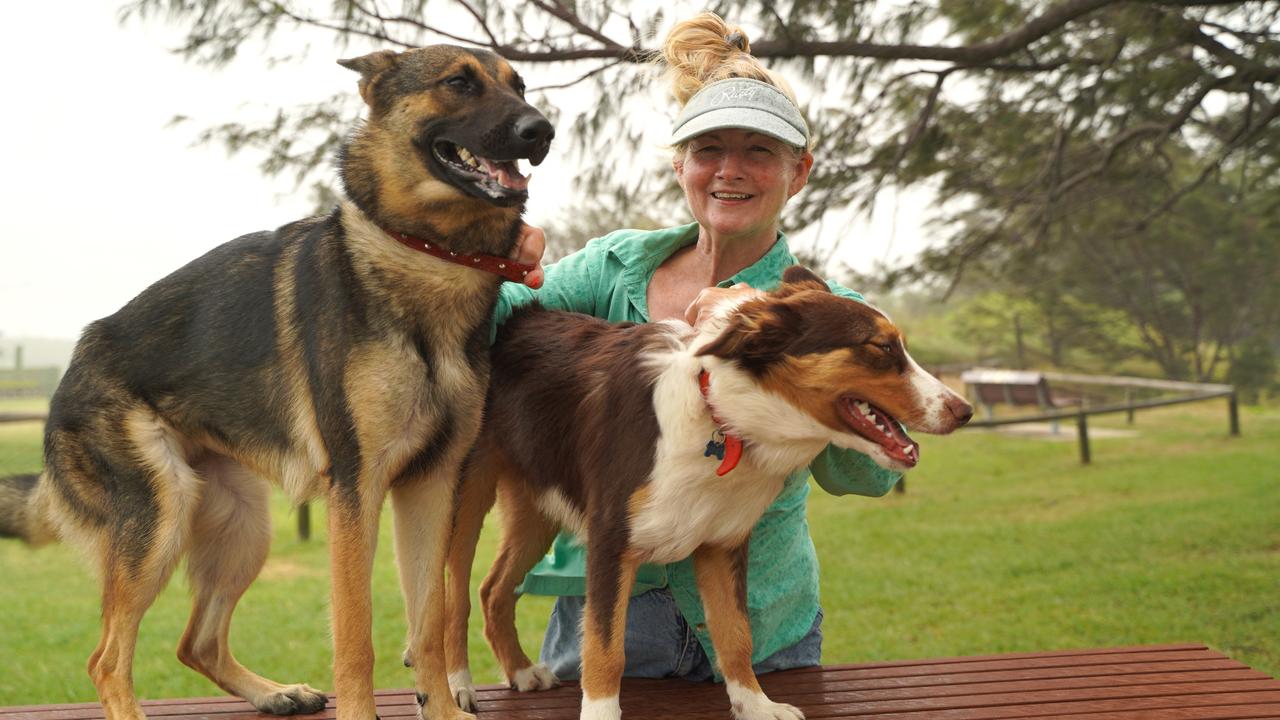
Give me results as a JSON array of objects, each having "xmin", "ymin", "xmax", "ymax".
[{"xmin": 515, "ymin": 112, "xmax": 554, "ymax": 165}]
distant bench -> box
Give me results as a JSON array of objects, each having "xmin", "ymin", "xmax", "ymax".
[{"xmin": 960, "ymin": 368, "xmax": 1080, "ymax": 419}]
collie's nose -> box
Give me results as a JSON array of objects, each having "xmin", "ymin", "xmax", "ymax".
[{"xmin": 947, "ymin": 396, "xmax": 974, "ymax": 426}]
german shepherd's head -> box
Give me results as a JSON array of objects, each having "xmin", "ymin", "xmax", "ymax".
[
  {"xmin": 338, "ymin": 45, "xmax": 553, "ymax": 253},
  {"xmin": 695, "ymin": 266, "xmax": 973, "ymax": 471}
]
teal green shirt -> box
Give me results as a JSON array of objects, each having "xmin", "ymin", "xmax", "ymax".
[{"xmin": 492, "ymin": 223, "xmax": 901, "ymax": 674}]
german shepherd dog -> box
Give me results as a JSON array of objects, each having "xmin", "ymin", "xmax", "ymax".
[
  {"xmin": 0, "ymin": 46, "xmax": 551, "ymax": 720},
  {"xmin": 441, "ymin": 267, "xmax": 973, "ymax": 720}
]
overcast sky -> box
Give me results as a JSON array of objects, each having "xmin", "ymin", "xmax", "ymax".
[{"xmin": 0, "ymin": 3, "xmax": 928, "ymax": 342}]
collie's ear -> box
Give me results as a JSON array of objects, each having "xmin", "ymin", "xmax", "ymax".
[
  {"xmin": 695, "ymin": 302, "xmax": 797, "ymax": 362},
  {"xmin": 778, "ymin": 265, "xmax": 830, "ymax": 295},
  {"xmin": 338, "ymin": 50, "xmax": 398, "ymax": 106}
]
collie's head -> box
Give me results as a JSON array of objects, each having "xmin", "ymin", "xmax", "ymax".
[{"xmin": 694, "ymin": 266, "xmax": 972, "ymax": 471}]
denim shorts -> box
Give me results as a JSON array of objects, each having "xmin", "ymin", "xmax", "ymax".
[{"xmin": 538, "ymin": 588, "xmax": 823, "ymax": 682}]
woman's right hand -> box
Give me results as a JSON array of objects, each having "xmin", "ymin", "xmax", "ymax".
[{"xmin": 511, "ymin": 223, "xmax": 546, "ymax": 289}]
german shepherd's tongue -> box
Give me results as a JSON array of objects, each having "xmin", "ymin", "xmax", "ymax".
[
  {"xmin": 478, "ymin": 158, "xmax": 528, "ymax": 191},
  {"xmin": 837, "ymin": 395, "xmax": 920, "ymax": 467}
]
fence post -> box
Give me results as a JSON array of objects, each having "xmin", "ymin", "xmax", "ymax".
[
  {"xmin": 1125, "ymin": 388, "xmax": 1135, "ymax": 425},
  {"xmin": 1228, "ymin": 392, "xmax": 1240, "ymax": 437},
  {"xmin": 298, "ymin": 502, "xmax": 311, "ymax": 541},
  {"xmin": 1076, "ymin": 412, "xmax": 1091, "ymax": 464}
]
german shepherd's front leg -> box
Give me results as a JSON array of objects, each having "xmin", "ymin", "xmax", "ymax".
[
  {"xmin": 580, "ymin": 549, "xmax": 642, "ymax": 720},
  {"xmin": 692, "ymin": 543, "xmax": 805, "ymax": 720},
  {"xmin": 392, "ymin": 471, "xmax": 475, "ymax": 720},
  {"xmin": 327, "ymin": 483, "xmax": 385, "ymax": 720}
]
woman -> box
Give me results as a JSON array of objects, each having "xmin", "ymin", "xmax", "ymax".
[{"xmin": 494, "ymin": 12, "xmax": 900, "ymax": 682}]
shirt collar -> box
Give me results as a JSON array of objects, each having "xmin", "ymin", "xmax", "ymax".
[{"xmin": 610, "ymin": 222, "xmax": 798, "ymax": 297}]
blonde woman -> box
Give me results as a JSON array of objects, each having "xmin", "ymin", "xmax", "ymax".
[{"xmin": 494, "ymin": 12, "xmax": 899, "ymax": 686}]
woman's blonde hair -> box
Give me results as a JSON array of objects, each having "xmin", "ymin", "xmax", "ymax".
[{"xmin": 660, "ymin": 12, "xmax": 807, "ymax": 151}]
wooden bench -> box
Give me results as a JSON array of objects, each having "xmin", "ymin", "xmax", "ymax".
[
  {"xmin": 960, "ymin": 368, "xmax": 1080, "ymax": 420},
  {"xmin": 6, "ymin": 644, "xmax": 1278, "ymax": 719}
]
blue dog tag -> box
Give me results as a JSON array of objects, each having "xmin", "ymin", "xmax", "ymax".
[{"xmin": 704, "ymin": 431, "xmax": 726, "ymax": 460}]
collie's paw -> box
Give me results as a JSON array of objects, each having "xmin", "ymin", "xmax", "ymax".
[
  {"xmin": 509, "ymin": 662, "xmax": 559, "ymax": 692},
  {"xmin": 448, "ymin": 669, "xmax": 478, "ymax": 712},
  {"xmin": 253, "ymin": 683, "xmax": 328, "ymax": 715},
  {"xmin": 729, "ymin": 690, "xmax": 804, "ymax": 720},
  {"xmin": 580, "ymin": 695, "xmax": 621, "ymax": 720}
]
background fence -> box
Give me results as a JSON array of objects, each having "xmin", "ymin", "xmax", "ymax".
[{"xmin": 962, "ymin": 370, "xmax": 1238, "ymax": 464}]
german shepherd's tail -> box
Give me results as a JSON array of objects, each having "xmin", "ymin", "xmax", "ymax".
[{"xmin": 0, "ymin": 473, "xmax": 56, "ymax": 545}]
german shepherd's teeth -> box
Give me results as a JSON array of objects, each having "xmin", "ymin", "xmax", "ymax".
[{"xmin": 457, "ymin": 146, "xmax": 481, "ymax": 170}]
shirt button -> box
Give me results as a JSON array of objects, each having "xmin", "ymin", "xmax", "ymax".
[{"xmin": 695, "ymin": 623, "xmax": 707, "ymax": 632}]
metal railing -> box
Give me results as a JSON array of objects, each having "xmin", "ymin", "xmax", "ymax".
[
  {"xmin": 964, "ymin": 373, "xmax": 1239, "ymax": 464},
  {"xmin": 0, "ymin": 412, "xmax": 47, "ymax": 424}
]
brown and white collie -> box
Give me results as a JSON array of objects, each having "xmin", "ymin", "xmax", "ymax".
[{"xmin": 435, "ymin": 266, "xmax": 972, "ymax": 720}]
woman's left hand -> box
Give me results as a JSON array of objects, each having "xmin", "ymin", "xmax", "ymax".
[
  {"xmin": 684, "ymin": 283, "xmax": 765, "ymax": 327},
  {"xmin": 511, "ymin": 223, "xmax": 546, "ymax": 289}
]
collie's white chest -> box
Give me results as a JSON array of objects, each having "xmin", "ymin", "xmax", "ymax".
[
  {"xmin": 621, "ymin": 347, "xmax": 824, "ymax": 563},
  {"xmin": 628, "ymin": 447, "xmax": 788, "ymax": 564}
]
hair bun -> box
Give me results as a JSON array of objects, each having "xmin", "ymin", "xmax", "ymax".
[{"xmin": 661, "ymin": 12, "xmax": 772, "ymax": 107}]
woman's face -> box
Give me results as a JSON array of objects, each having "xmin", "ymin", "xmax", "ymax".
[{"xmin": 673, "ymin": 129, "xmax": 814, "ymax": 242}]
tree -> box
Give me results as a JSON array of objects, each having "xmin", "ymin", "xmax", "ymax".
[
  {"xmin": 125, "ymin": 1, "xmax": 1280, "ymax": 381},
  {"xmin": 123, "ymin": 0, "xmax": 1280, "ymax": 257},
  {"xmin": 932, "ymin": 145, "xmax": 1280, "ymax": 381}
]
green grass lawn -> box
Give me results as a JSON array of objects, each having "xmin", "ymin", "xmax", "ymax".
[{"xmin": 1, "ymin": 400, "xmax": 1276, "ymax": 705}]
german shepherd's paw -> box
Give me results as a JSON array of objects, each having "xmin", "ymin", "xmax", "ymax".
[
  {"xmin": 417, "ymin": 690, "xmax": 476, "ymax": 720},
  {"xmin": 427, "ymin": 704, "xmax": 476, "ymax": 720},
  {"xmin": 730, "ymin": 693, "xmax": 805, "ymax": 720},
  {"xmin": 448, "ymin": 669, "xmax": 478, "ymax": 712},
  {"xmin": 508, "ymin": 662, "xmax": 559, "ymax": 692},
  {"xmin": 252, "ymin": 684, "xmax": 328, "ymax": 715}
]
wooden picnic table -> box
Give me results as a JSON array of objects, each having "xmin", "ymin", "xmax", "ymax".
[{"xmin": 5, "ymin": 643, "xmax": 1278, "ymax": 719}]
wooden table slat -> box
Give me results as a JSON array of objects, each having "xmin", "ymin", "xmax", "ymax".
[
  {"xmin": 753, "ymin": 658, "xmax": 1250, "ymax": 690},
  {"xmin": 1022, "ymin": 704, "xmax": 1280, "ymax": 720},
  {"xmin": 758, "ymin": 648, "xmax": 1230, "ymax": 683},
  {"xmin": 792, "ymin": 691, "xmax": 1280, "ymax": 720},
  {"xmin": 4, "ymin": 643, "xmax": 1278, "ymax": 720},
  {"xmin": 747, "ymin": 643, "xmax": 1213, "ymax": 674}
]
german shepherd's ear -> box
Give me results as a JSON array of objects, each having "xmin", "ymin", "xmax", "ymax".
[
  {"xmin": 695, "ymin": 302, "xmax": 798, "ymax": 362},
  {"xmin": 777, "ymin": 265, "xmax": 831, "ymax": 296},
  {"xmin": 338, "ymin": 50, "xmax": 399, "ymax": 106}
]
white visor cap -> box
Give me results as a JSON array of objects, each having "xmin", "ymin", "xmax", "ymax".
[{"xmin": 670, "ymin": 78, "xmax": 809, "ymax": 148}]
